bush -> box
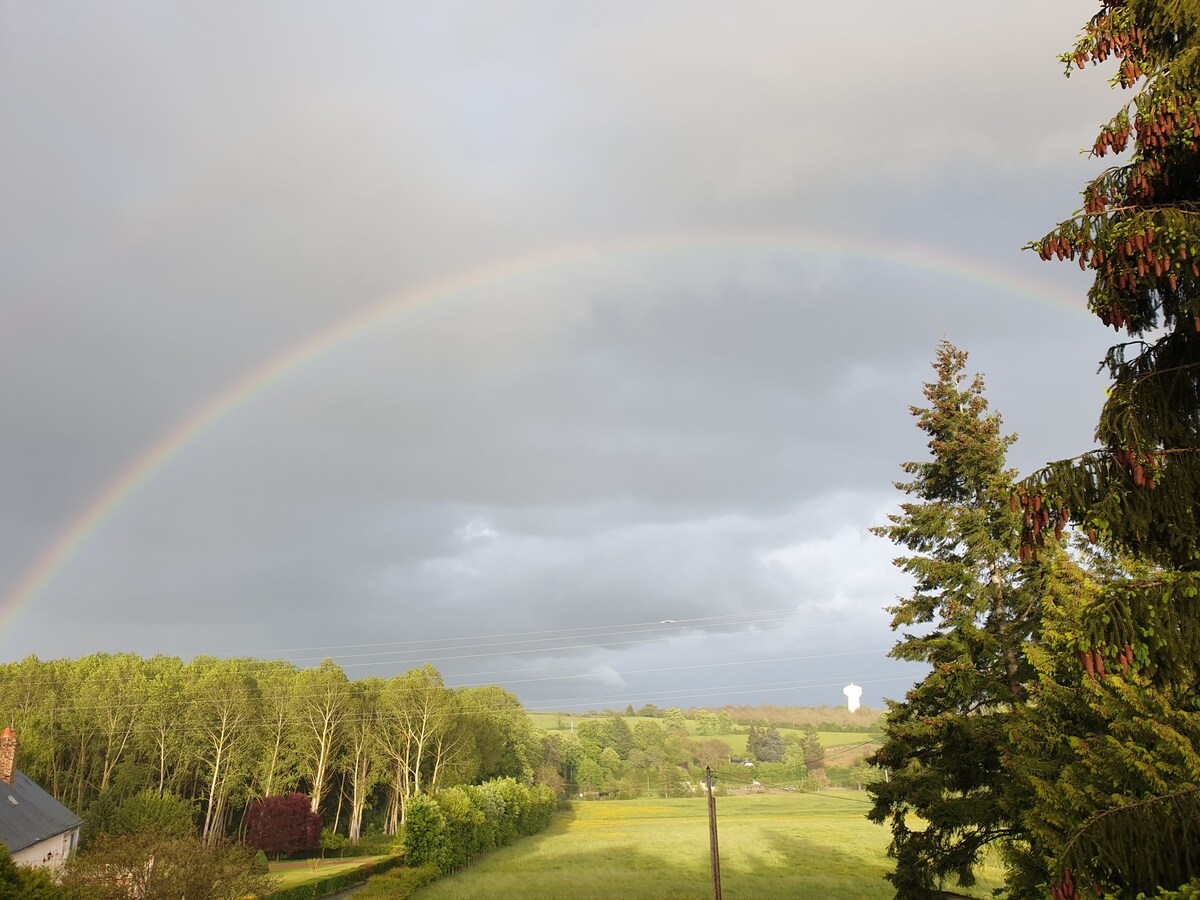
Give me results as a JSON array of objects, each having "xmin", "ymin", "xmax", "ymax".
[
  {"xmin": 319, "ymin": 828, "xmax": 349, "ymax": 858},
  {"xmin": 356, "ymin": 865, "xmax": 440, "ymax": 899},
  {"xmin": 435, "ymin": 787, "xmax": 483, "ymax": 871},
  {"xmin": 114, "ymin": 789, "xmax": 197, "ymax": 839},
  {"xmin": 400, "ymin": 794, "xmax": 444, "ymax": 870},
  {"xmin": 79, "ymin": 791, "xmax": 119, "ymax": 846},
  {"xmin": 339, "ymin": 779, "xmax": 560, "ymax": 894},
  {"xmin": 474, "ymin": 779, "xmax": 516, "ymax": 846},
  {"xmin": 59, "ymin": 834, "xmax": 270, "ymax": 900},
  {"xmin": 524, "ymin": 783, "xmax": 557, "ymax": 834},
  {"xmin": 397, "ymin": 778, "xmax": 560, "ymax": 882},
  {"xmin": 466, "ymin": 784, "xmax": 502, "ymax": 852},
  {"xmin": 353, "ymin": 830, "xmax": 400, "ymax": 856},
  {"xmin": 245, "ymin": 793, "xmax": 322, "ymax": 859},
  {"xmin": 0, "ymin": 842, "xmax": 60, "ymax": 899},
  {"xmin": 264, "ymin": 854, "xmax": 405, "ymax": 900}
]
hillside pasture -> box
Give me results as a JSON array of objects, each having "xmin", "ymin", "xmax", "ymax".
[
  {"xmin": 529, "ymin": 712, "xmax": 879, "ymax": 761},
  {"xmin": 414, "ymin": 794, "xmax": 1003, "ymax": 899}
]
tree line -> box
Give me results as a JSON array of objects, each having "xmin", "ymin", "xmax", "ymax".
[
  {"xmin": 543, "ymin": 713, "xmax": 828, "ymax": 799},
  {"xmin": 0, "ymin": 654, "xmax": 541, "ymax": 845},
  {"xmin": 620, "ymin": 703, "xmax": 880, "ymax": 732}
]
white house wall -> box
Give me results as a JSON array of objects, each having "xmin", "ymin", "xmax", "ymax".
[{"xmin": 11, "ymin": 825, "xmax": 79, "ymax": 873}]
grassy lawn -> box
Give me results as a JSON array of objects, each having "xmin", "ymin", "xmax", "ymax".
[
  {"xmin": 414, "ymin": 794, "xmax": 1004, "ymax": 899},
  {"xmin": 268, "ymin": 855, "xmax": 386, "ymax": 887}
]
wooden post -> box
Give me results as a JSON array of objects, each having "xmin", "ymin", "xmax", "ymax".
[{"xmin": 706, "ymin": 766, "xmax": 722, "ymax": 900}]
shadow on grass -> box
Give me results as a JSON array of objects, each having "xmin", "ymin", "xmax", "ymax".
[
  {"xmin": 417, "ymin": 810, "xmax": 899, "ymax": 900},
  {"xmin": 756, "ymin": 830, "xmax": 1000, "ymax": 900}
]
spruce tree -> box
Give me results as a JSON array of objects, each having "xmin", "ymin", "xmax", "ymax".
[
  {"xmin": 1007, "ymin": 545, "xmax": 1200, "ymax": 896},
  {"xmin": 1025, "ymin": 2, "xmax": 1200, "ymax": 894},
  {"xmin": 746, "ymin": 724, "xmax": 763, "ymax": 761},
  {"xmin": 756, "ymin": 726, "xmax": 785, "ymax": 764},
  {"xmin": 1028, "ymin": 1, "xmax": 1200, "ymax": 567},
  {"xmin": 867, "ymin": 341, "xmax": 1033, "ymax": 898},
  {"xmin": 800, "ymin": 724, "xmax": 825, "ymax": 775}
]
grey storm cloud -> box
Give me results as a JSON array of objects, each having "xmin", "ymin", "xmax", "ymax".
[{"xmin": 2, "ymin": 1, "xmax": 1113, "ymax": 708}]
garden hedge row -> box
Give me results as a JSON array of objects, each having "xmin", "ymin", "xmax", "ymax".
[
  {"xmin": 402, "ymin": 777, "xmax": 556, "ymax": 873},
  {"xmin": 355, "ymin": 865, "xmax": 440, "ymax": 899},
  {"xmin": 265, "ymin": 853, "xmax": 404, "ymax": 899}
]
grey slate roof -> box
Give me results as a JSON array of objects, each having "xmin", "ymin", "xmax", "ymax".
[{"xmin": 0, "ymin": 770, "xmax": 84, "ymax": 853}]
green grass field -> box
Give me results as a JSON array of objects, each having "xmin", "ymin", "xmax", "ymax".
[
  {"xmin": 268, "ymin": 855, "xmax": 385, "ymax": 887},
  {"xmin": 414, "ymin": 794, "xmax": 1004, "ymax": 899},
  {"xmin": 527, "ymin": 713, "xmax": 879, "ymax": 761}
]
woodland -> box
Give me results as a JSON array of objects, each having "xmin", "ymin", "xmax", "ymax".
[
  {"xmin": 0, "ymin": 656, "xmax": 541, "ymax": 846},
  {"xmin": 0, "ymin": 651, "xmax": 862, "ymax": 834}
]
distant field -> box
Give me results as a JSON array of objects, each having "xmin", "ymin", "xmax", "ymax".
[
  {"xmin": 527, "ymin": 713, "xmax": 879, "ymax": 760},
  {"xmin": 414, "ymin": 794, "xmax": 1003, "ymax": 900},
  {"xmin": 821, "ymin": 733, "xmax": 881, "ymax": 765}
]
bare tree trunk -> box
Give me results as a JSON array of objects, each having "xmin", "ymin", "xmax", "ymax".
[
  {"xmin": 202, "ymin": 733, "xmax": 226, "ymax": 843},
  {"xmin": 332, "ymin": 772, "xmax": 345, "ymax": 836},
  {"xmin": 386, "ymin": 783, "xmax": 400, "ymax": 836}
]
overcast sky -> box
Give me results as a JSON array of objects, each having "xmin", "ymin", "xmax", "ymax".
[{"xmin": 1, "ymin": 1, "xmax": 1118, "ymax": 711}]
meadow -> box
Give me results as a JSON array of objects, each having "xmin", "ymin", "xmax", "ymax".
[
  {"xmin": 414, "ymin": 793, "xmax": 1005, "ymax": 899},
  {"xmin": 528, "ymin": 712, "xmax": 881, "ymax": 762},
  {"xmin": 268, "ymin": 856, "xmax": 386, "ymax": 888}
]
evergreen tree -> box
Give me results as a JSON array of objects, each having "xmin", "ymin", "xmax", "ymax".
[
  {"xmin": 867, "ymin": 341, "xmax": 1034, "ymax": 897},
  {"xmin": 1007, "ymin": 548, "xmax": 1200, "ymax": 897},
  {"xmin": 756, "ymin": 726, "xmax": 785, "ymax": 764},
  {"xmin": 745, "ymin": 724, "xmax": 763, "ymax": 761},
  {"xmin": 1029, "ymin": 2, "xmax": 1200, "ymax": 567},
  {"xmin": 1027, "ymin": 3, "xmax": 1200, "ymax": 894},
  {"xmin": 800, "ymin": 724, "xmax": 825, "ymax": 774}
]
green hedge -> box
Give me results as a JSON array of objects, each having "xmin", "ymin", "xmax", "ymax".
[
  {"xmin": 401, "ymin": 778, "xmax": 556, "ymax": 874},
  {"xmin": 265, "ymin": 854, "xmax": 404, "ymax": 899},
  {"xmin": 263, "ymin": 779, "xmax": 556, "ymax": 900},
  {"xmin": 355, "ymin": 865, "xmax": 440, "ymax": 899}
]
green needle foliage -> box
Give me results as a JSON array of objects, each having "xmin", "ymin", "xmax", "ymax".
[
  {"xmin": 1007, "ymin": 546, "xmax": 1200, "ymax": 897},
  {"xmin": 1027, "ymin": 0, "xmax": 1200, "ymax": 564},
  {"xmin": 867, "ymin": 342, "xmax": 1035, "ymax": 898},
  {"xmin": 1021, "ymin": 2, "xmax": 1200, "ymax": 895}
]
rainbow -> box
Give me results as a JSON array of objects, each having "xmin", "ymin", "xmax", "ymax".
[{"xmin": 0, "ymin": 229, "xmax": 1086, "ymax": 636}]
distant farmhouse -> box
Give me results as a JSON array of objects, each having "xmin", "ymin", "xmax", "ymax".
[{"xmin": 0, "ymin": 727, "xmax": 83, "ymax": 872}]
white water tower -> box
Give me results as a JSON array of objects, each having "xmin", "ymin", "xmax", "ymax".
[{"xmin": 843, "ymin": 682, "xmax": 863, "ymax": 713}]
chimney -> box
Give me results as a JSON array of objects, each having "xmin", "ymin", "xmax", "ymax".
[{"xmin": 0, "ymin": 727, "xmax": 16, "ymax": 784}]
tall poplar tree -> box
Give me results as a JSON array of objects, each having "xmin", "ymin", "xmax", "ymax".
[
  {"xmin": 867, "ymin": 341, "xmax": 1033, "ymax": 898},
  {"xmin": 1025, "ymin": 2, "xmax": 1200, "ymax": 894}
]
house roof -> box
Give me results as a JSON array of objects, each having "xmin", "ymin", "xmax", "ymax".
[{"xmin": 0, "ymin": 770, "xmax": 84, "ymax": 853}]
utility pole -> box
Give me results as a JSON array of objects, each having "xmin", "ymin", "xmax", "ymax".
[{"xmin": 705, "ymin": 766, "xmax": 722, "ymax": 900}]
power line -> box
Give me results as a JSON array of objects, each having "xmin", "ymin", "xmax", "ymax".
[
  {"xmin": 252, "ymin": 606, "xmax": 817, "ymax": 656},
  {"xmin": 0, "ymin": 630, "xmax": 913, "ymax": 695}
]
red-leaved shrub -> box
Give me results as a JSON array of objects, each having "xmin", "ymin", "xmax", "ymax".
[{"xmin": 245, "ymin": 793, "xmax": 321, "ymax": 859}]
